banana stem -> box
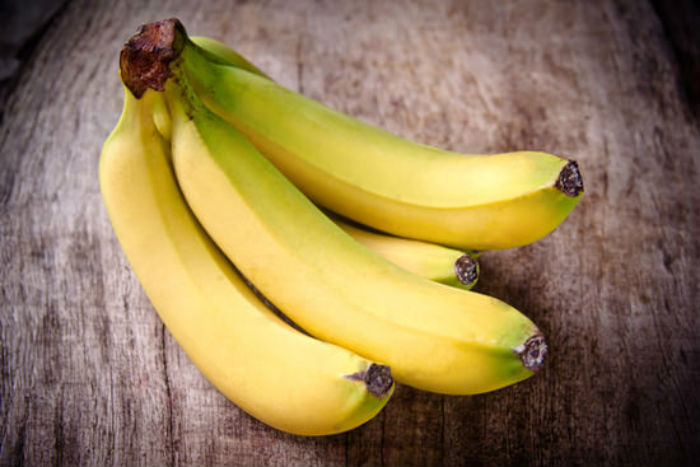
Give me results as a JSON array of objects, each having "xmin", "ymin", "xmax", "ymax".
[{"xmin": 120, "ymin": 18, "xmax": 185, "ymax": 98}]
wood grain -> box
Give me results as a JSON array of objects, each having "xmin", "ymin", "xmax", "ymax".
[{"xmin": 1, "ymin": 0, "xmax": 698, "ymax": 465}]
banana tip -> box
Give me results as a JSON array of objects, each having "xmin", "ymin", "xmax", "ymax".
[
  {"xmin": 346, "ymin": 363, "xmax": 394, "ymax": 398},
  {"xmin": 555, "ymin": 160, "xmax": 584, "ymax": 197},
  {"xmin": 515, "ymin": 332, "xmax": 547, "ymax": 372},
  {"xmin": 454, "ymin": 253, "xmax": 479, "ymax": 286}
]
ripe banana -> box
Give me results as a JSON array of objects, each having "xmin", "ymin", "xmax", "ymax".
[
  {"xmin": 99, "ymin": 85, "xmax": 393, "ymax": 436},
  {"xmin": 120, "ymin": 19, "xmax": 547, "ymax": 395},
  {"xmin": 179, "ymin": 31, "xmax": 583, "ymax": 251},
  {"xmin": 330, "ymin": 214, "xmax": 480, "ymax": 290}
]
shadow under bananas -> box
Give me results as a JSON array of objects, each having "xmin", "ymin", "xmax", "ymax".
[{"xmin": 472, "ymin": 243, "xmax": 557, "ymax": 326}]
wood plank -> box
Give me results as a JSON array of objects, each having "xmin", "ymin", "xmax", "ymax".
[{"xmin": 1, "ymin": 0, "xmax": 698, "ymax": 465}]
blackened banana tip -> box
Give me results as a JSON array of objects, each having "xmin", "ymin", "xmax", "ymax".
[
  {"xmin": 365, "ymin": 364, "xmax": 394, "ymax": 397},
  {"xmin": 454, "ymin": 253, "xmax": 479, "ymax": 286},
  {"xmin": 555, "ymin": 160, "xmax": 584, "ymax": 197},
  {"xmin": 517, "ymin": 332, "xmax": 547, "ymax": 372},
  {"xmin": 346, "ymin": 363, "xmax": 394, "ymax": 398}
]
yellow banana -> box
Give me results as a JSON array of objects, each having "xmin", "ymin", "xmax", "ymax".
[
  {"xmin": 121, "ymin": 19, "xmax": 547, "ymax": 395},
  {"xmin": 179, "ymin": 32, "xmax": 583, "ymax": 251},
  {"xmin": 99, "ymin": 84, "xmax": 393, "ymax": 436},
  {"xmin": 331, "ymin": 214, "xmax": 480, "ymax": 290}
]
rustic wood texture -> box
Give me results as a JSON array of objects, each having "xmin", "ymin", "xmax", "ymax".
[{"xmin": 1, "ymin": 0, "xmax": 699, "ymax": 465}]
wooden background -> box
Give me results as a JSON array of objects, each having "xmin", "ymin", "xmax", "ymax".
[{"xmin": 1, "ymin": 0, "xmax": 699, "ymax": 465}]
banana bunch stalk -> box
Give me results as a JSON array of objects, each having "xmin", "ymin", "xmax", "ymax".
[{"xmin": 101, "ymin": 18, "xmax": 582, "ymax": 436}]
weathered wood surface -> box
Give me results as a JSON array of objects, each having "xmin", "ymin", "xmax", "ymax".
[{"xmin": 1, "ymin": 0, "xmax": 699, "ymax": 465}]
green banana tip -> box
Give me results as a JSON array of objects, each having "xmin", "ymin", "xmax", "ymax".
[
  {"xmin": 515, "ymin": 332, "xmax": 547, "ymax": 372},
  {"xmin": 119, "ymin": 18, "xmax": 188, "ymax": 98},
  {"xmin": 555, "ymin": 160, "xmax": 584, "ymax": 197},
  {"xmin": 345, "ymin": 364, "xmax": 394, "ymax": 398}
]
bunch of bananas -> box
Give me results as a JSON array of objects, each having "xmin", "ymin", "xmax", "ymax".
[{"xmin": 100, "ymin": 19, "xmax": 583, "ymax": 436}]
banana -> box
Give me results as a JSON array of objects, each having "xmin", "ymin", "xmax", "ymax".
[
  {"xmin": 99, "ymin": 84, "xmax": 393, "ymax": 436},
  {"xmin": 330, "ymin": 214, "xmax": 480, "ymax": 290},
  {"xmin": 121, "ymin": 19, "xmax": 547, "ymax": 395},
  {"xmin": 179, "ymin": 32, "xmax": 583, "ymax": 251}
]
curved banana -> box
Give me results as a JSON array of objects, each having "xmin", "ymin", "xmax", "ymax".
[
  {"xmin": 99, "ymin": 85, "xmax": 393, "ymax": 436},
  {"xmin": 331, "ymin": 214, "xmax": 480, "ymax": 290},
  {"xmin": 180, "ymin": 32, "xmax": 583, "ymax": 251},
  {"xmin": 120, "ymin": 19, "xmax": 547, "ymax": 395}
]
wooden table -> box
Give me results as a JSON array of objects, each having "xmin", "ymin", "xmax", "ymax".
[{"xmin": 2, "ymin": 1, "xmax": 698, "ymax": 465}]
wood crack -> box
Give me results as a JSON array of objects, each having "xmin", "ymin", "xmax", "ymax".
[
  {"xmin": 296, "ymin": 35, "xmax": 304, "ymax": 94},
  {"xmin": 160, "ymin": 325, "xmax": 175, "ymax": 467}
]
